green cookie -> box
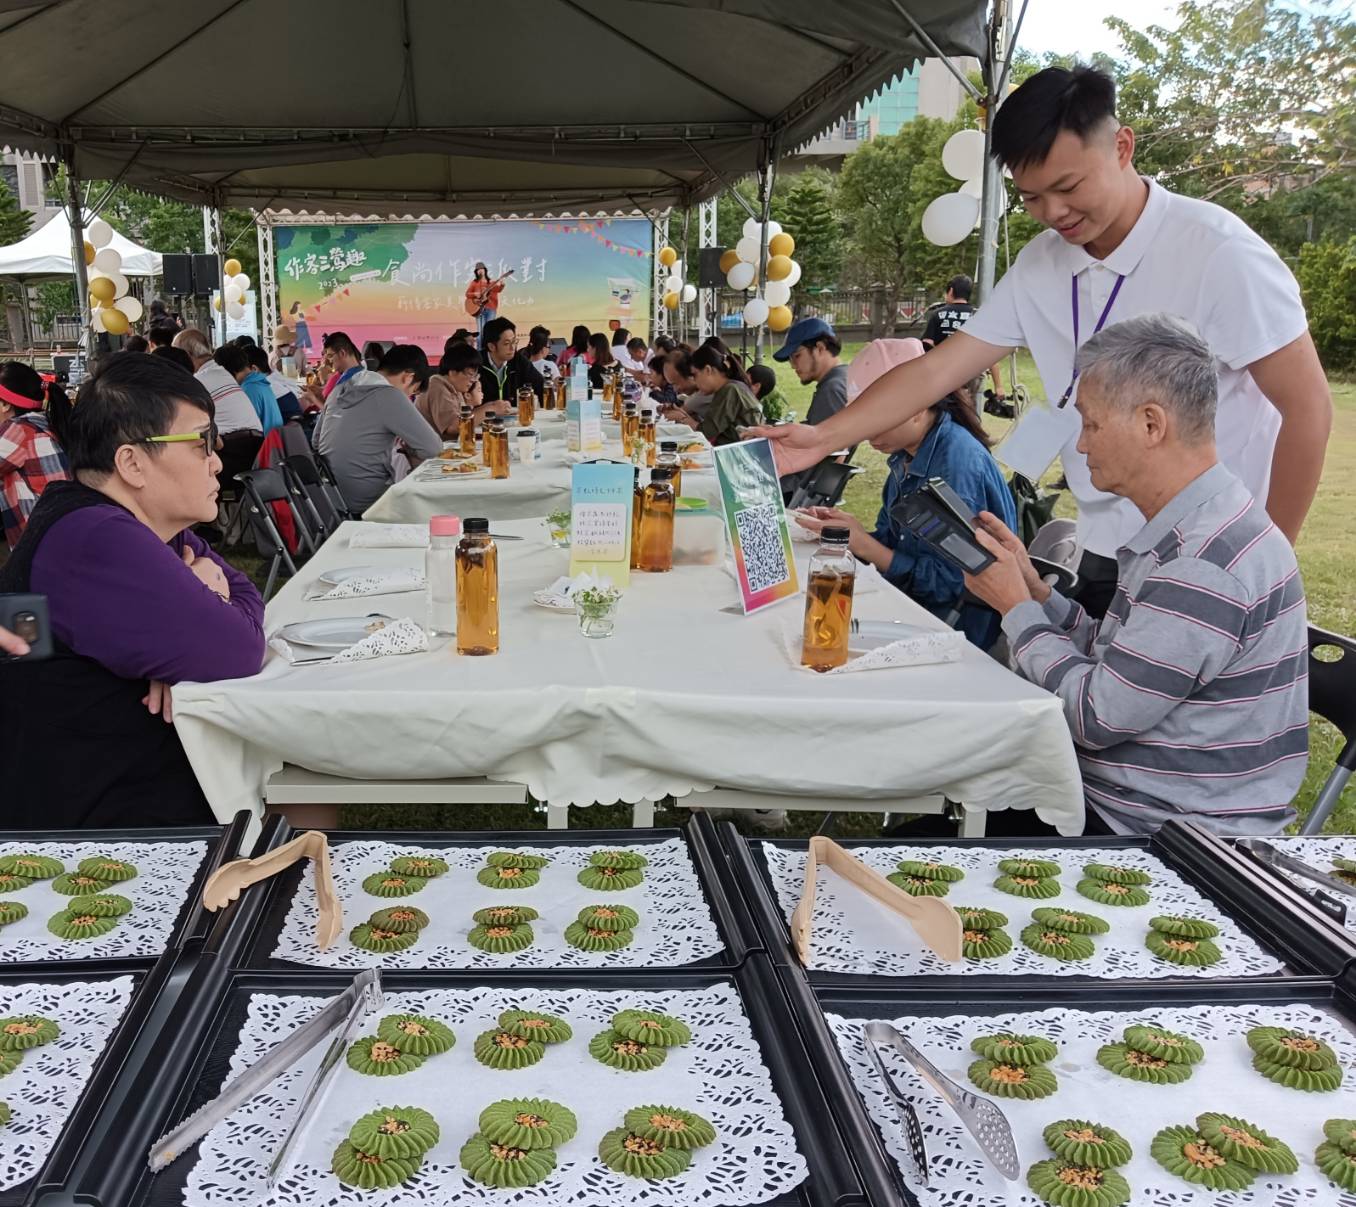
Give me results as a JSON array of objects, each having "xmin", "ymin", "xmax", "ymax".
[
  {"xmin": 478, "ymin": 865, "xmax": 540, "ymax": 889},
  {"xmin": 589, "ymin": 849, "xmax": 649, "ymax": 869},
  {"xmin": 1030, "ymin": 907, "xmax": 1110, "ymax": 935},
  {"xmin": 997, "ymin": 858, "xmax": 1062, "ymax": 878},
  {"xmin": 1096, "ymin": 1043, "xmax": 1194, "ymax": 1084},
  {"xmin": 576, "ymin": 904, "xmax": 639, "ymax": 932},
  {"xmin": 1042, "ymin": 1120, "xmax": 1132, "ymax": 1168},
  {"xmin": 612, "ymin": 1009, "xmax": 691, "ymax": 1047},
  {"xmin": 1316, "ymin": 1139, "xmax": 1356, "ymax": 1192},
  {"xmin": 1026, "ymin": 1158, "xmax": 1131, "ymax": 1206},
  {"xmin": 347, "ymin": 1105, "xmax": 440, "ymax": 1159},
  {"xmin": 1252, "ymin": 1052, "xmax": 1342, "ymax": 1091},
  {"xmin": 498, "ymin": 1010, "xmax": 573, "ymax": 1045},
  {"xmin": 895, "ymin": 859, "xmax": 964, "ymax": 882},
  {"xmin": 76, "ymin": 857, "xmax": 137, "ymax": 883},
  {"xmin": 1082, "ymin": 861, "xmax": 1151, "ymax": 885},
  {"xmin": 1121, "ymin": 1025, "xmax": 1203, "ymax": 1065},
  {"xmin": 885, "ymin": 872, "xmax": 950, "ymax": 897},
  {"xmin": 0, "ymin": 1101, "xmax": 9, "ymax": 1126},
  {"xmin": 346, "ymin": 1036, "xmax": 425, "ymax": 1076},
  {"xmin": 969, "ymin": 1033, "xmax": 1058, "ymax": 1067},
  {"xmin": 967, "ymin": 1059, "xmax": 1058, "ymax": 1099},
  {"xmin": 388, "ymin": 855, "xmax": 448, "ymax": 878},
  {"xmin": 486, "ymin": 851, "xmax": 551, "ymax": 869},
  {"xmin": 349, "ymin": 923, "xmax": 419, "ymax": 954},
  {"xmin": 624, "ymin": 1104, "xmax": 716, "ymax": 1150},
  {"xmin": 589, "ymin": 1029, "xmax": 667, "ymax": 1071},
  {"xmin": 479, "ymin": 1097, "xmax": 577, "ymax": 1148},
  {"xmin": 368, "ymin": 906, "xmax": 429, "ymax": 933},
  {"xmin": 1150, "ymin": 1124, "xmax": 1254, "ymax": 1190},
  {"xmin": 577, "ymin": 865, "xmax": 643, "ymax": 891},
  {"xmin": 0, "ymin": 901, "xmax": 28, "ymax": 925},
  {"xmin": 331, "ymin": 1139, "xmax": 421, "ymax": 1189},
  {"xmin": 376, "ymin": 1014, "xmax": 455, "ymax": 1056},
  {"xmin": 1195, "ymin": 1112, "xmax": 1298, "ymax": 1174},
  {"xmin": 0, "ymin": 1016, "xmax": 59, "ymax": 1050},
  {"xmin": 563, "ymin": 921, "xmax": 634, "ymax": 952},
  {"xmin": 1076, "ymin": 879, "xmax": 1149, "ymax": 907},
  {"xmin": 47, "ymin": 910, "xmax": 118, "ymax": 940},
  {"xmin": 0, "ymin": 873, "xmax": 32, "ymax": 893},
  {"xmin": 1323, "ymin": 1118, "xmax": 1356, "ymax": 1156},
  {"xmin": 66, "ymin": 894, "xmax": 132, "ymax": 918},
  {"xmin": 0, "ymin": 854, "xmax": 62, "ymax": 880},
  {"xmin": 473, "ymin": 1029, "xmax": 546, "ymax": 1070},
  {"xmin": 468, "ymin": 923, "xmax": 535, "ymax": 953},
  {"xmin": 1246, "ymin": 1025, "xmax": 1338, "ymax": 1070},
  {"xmin": 1021, "ymin": 924, "xmax": 1095, "ymax": 961},
  {"xmin": 599, "ymin": 1127, "xmax": 692, "ymax": 1179},
  {"xmin": 1334, "ymin": 857, "xmax": 1356, "ymax": 873},
  {"xmin": 472, "ymin": 905, "xmax": 539, "ymax": 926},
  {"xmin": 994, "ymin": 875, "xmax": 1061, "ymax": 899},
  {"xmin": 50, "ymin": 873, "xmax": 105, "ymax": 896},
  {"xmin": 459, "ymin": 1133, "xmax": 556, "ymax": 1188},
  {"xmin": 963, "ymin": 928, "xmax": 1012, "ymax": 959},
  {"xmin": 0, "ymin": 1049, "xmax": 22, "ymax": 1077},
  {"xmin": 1145, "ymin": 930, "xmax": 1221, "ymax": 967},
  {"xmin": 1148, "ymin": 915, "xmax": 1220, "ymax": 939},
  {"xmin": 362, "ymin": 873, "xmax": 424, "ymax": 897},
  {"xmin": 955, "ymin": 905, "xmax": 1008, "ymax": 929}
]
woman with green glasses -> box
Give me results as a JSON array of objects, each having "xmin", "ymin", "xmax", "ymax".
[{"xmin": 0, "ymin": 353, "xmax": 266, "ymax": 829}]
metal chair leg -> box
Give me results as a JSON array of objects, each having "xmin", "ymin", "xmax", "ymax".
[{"xmin": 1299, "ymin": 767, "xmax": 1353, "ymax": 835}]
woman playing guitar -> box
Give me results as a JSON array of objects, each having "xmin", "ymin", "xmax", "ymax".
[{"xmin": 464, "ymin": 262, "xmax": 514, "ymax": 344}]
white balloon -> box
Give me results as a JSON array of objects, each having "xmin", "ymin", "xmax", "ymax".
[
  {"xmin": 107, "ymin": 271, "xmax": 129, "ymax": 298},
  {"xmin": 735, "ymin": 235, "xmax": 761, "ymax": 264},
  {"xmin": 86, "ymin": 218, "xmax": 112, "ymax": 249},
  {"xmin": 959, "ymin": 175, "xmax": 984, "ymax": 199},
  {"xmin": 921, "ymin": 192, "xmax": 980, "ymax": 246},
  {"xmin": 233, "ymin": 273, "xmax": 251, "ymax": 292},
  {"xmin": 225, "ymin": 284, "xmax": 243, "ymax": 304},
  {"xmin": 90, "ymin": 306, "xmax": 107, "ymax": 332},
  {"xmin": 726, "ymin": 261, "xmax": 755, "ymax": 291},
  {"xmin": 743, "ymin": 297, "xmax": 770, "ymax": 327},
  {"xmin": 784, "ymin": 260, "xmax": 803, "ymax": 288},
  {"xmin": 764, "ymin": 279, "xmax": 791, "ymax": 308},
  {"xmin": 765, "ymin": 220, "xmax": 783, "ymax": 239},
  {"xmin": 680, "ymin": 283, "xmax": 697, "ymax": 303},
  {"xmin": 742, "ymin": 216, "xmax": 762, "ymax": 239},
  {"xmin": 93, "ymin": 247, "xmax": 122, "ymax": 275},
  {"xmin": 226, "ymin": 300, "xmax": 245, "ymax": 320},
  {"xmin": 942, "ymin": 128, "xmax": 986, "ymax": 182},
  {"xmin": 113, "ymin": 295, "xmax": 143, "ymax": 321},
  {"xmin": 664, "ymin": 274, "xmax": 683, "ymax": 294}
]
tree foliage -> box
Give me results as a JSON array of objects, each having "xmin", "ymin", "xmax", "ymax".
[
  {"xmin": 0, "ymin": 178, "xmax": 32, "ymax": 245},
  {"xmin": 1296, "ymin": 237, "xmax": 1356, "ymax": 372},
  {"xmin": 774, "ymin": 172, "xmax": 843, "ymax": 292}
]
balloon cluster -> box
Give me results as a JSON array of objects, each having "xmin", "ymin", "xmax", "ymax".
[
  {"xmin": 213, "ymin": 258, "xmax": 252, "ymax": 321},
  {"xmin": 720, "ymin": 217, "xmax": 800, "ymax": 332},
  {"xmin": 658, "ymin": 245, "xmax": 698, "ymax": 311},
  {"xmin": 921, "ymin": 129, "xmax": 986, "ymax": 247},
  {"xmin": 84, "ymin": 218, "xmax": 142, "ymax": 336}
]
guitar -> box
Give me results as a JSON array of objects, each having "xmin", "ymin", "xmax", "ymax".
[{"xmin": 464, "ymin": 268, "xmax": 515, "ymax": 317}]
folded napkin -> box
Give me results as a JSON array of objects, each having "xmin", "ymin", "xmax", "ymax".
[
  {"xmin": 349, "ymin": 524, "xmax": 429, "ymax": 549},
  {"xmin": 271, "ymin": 617, "xmax": 429, "ymax": 665},
  {"xmin": 781, "ymin": 620, "xmax": 965, "ymax": 674},
  {"xmin": 536, "ymin": 571, "xmax": 616, "ymax": 609},
  {"xmin": 304, "ymin": 567, "xmax": 426, "ymax": 601}
]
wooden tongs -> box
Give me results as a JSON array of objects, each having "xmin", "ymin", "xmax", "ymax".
[
  {"xmin": 202, "ymin": 830, "xmax": 342, "ymax": 949},
  {"xmin": 791, "ymin": 835, "xmax": 962, "ymax": 965}
]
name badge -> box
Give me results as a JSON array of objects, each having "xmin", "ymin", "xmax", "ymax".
[{"xmin": 993, "ymin": 399, "xmax": 1081, "ymax": 480}]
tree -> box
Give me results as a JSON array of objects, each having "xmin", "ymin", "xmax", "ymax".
[
  {"xmin": 773, "ymin": 171, "xmax": 842, "ymax": 293},
  {"xmin": 1295, "ymin": 236, "xmax": 1356, "ymax": 372},
  {"xmin": 0, "ymin": 179, "xmax": 32, "ymax": 245}
]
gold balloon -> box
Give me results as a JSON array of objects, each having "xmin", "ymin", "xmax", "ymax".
[
  {"xmin": 663, "ymin": 290, "xmax": 681, "ymax": 310},
  {"xmin": 657, "ymin": 246, "xmax": 678, "ymax": 267},
  {"xmin": 83, "ymin": 241, "xmax": 96, "ymax": 265},
  {"xmin": 767, "ymin": 255, "xmax": 794, "ymax": 281},
  {"xmin": 719, "ymin": 249, "xmax": 739, "ymax": 274},
  {"xmin": 223, "ymin": 258, "xmax": 242, "ymax": 277},
  {"xmin": 100, "ymin": 307, "xmax": 130, "ymax": 335},
  {"xmin": 212, "ymin": 295, "xmax": 224, "ymax": 311},
  {"xmin": 768, "ymin": 232, "xmax": 795, "ymax": 257},
  {"xmin": 89, "ymin": 276, "xmax": 116, "ymax": 304},
  {"xmin": 767, "ymin": 305, "xmax": 794, "ymax": 332}
]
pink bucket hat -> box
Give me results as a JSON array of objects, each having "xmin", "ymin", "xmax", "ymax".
[{"xmin": 845, "ymin": 338, "xmax": 925, "ymax": 403}]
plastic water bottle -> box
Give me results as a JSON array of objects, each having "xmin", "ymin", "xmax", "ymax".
[{"xmin": 425, "ymin": 514, "xmax": 461, "ymax": 637}]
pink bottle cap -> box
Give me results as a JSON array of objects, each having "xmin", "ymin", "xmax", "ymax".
[{"xmin": 429, "ymin": 515, "xmax": 462, "ymax": 537}]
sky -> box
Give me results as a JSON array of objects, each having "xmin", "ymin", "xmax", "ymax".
[{"xmin": 1015, "ymin": 0, "xmax": 1180, "ymax": 59}]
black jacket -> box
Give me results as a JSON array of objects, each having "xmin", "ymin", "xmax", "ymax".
[{"xmin": 479, "ymin": 351, "xmax": 545, "ymax": 404}]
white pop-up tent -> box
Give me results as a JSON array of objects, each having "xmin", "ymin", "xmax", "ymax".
[{"xmin": 0, "ymin": 209, "xmax": 161, "ymax": 279}]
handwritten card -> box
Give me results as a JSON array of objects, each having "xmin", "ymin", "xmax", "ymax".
[
  {"xmin": 713, "ymin": 438, "xmax": 799, "ymax": 614},
  {"xmin": 569, "ymin": 461, "xmax": 634, "ymax": 586}
]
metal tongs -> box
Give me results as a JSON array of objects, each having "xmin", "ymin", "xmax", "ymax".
[
  {"xmin": 1236, "ymin": 838, "xmax": 1354, "ymax": 923},
  {"xmin": 864, "ymin": 1021, "xmax": 1020, "ymax": 1181},
  {"xmin": 148, "ymin": 969, "xmax": 383, "ymax": 1182}
]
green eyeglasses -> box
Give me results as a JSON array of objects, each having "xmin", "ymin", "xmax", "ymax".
[{"xmin": 140, "ymin": 424, "xmax": 218, "ymax": 457}]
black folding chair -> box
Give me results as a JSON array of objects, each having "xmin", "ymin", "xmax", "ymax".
[
  {"xmin": 284, "ymin": 454, "xmax": 345, "ymax": 539},
  {"xmin": 277, "ymin": 460, "xmax": 326, "ymax": 555},
  {"xmin": 1297, "ymin": 625, "xmax": 1356, "ymax": 834},
  {"xmin": 281, "ymin": 420, "xmax": 312, "ymax": 460},
  {"xmin": 233, "ymin": 468, "xmax": 302, "ymax": 599},
  {"xmin": 786, "ymin": 457, "xmax": 862, "ymax": 510},
  {"xmin": 311, "ymin": 449, "xmax": 355, "ymax": 521}
]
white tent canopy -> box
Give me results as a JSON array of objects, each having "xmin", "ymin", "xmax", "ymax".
[{"xmin": 0, "ymin": 209, "xmax": 161, "ymax": 279}]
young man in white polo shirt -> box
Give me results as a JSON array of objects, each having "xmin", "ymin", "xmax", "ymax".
[{"xmin": 758, "ymin": 66, "xmax": 1331, "ymax": 616}]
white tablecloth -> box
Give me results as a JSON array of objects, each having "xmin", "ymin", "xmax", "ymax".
[
  {"xmin": 364, "ymin": 416, "xmax": 718, "ymax": 523},
  {"xmin": 172, "ymin": 520, "xmax": 1084, "ymax": 830}
]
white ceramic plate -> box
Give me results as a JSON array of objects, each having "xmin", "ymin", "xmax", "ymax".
[
  {"xmin": 317, "ymin": 564, "xmax": 392, "ymax": 587},
  {"xmin": 277, "ymin": 615, "xmax": 396, "ymax": 650},
  {"xmin": 421, "ymin": 462, "xmax": 490, "ymax": 479},
  {"xmin": 531, "ymin": 590, "xmax": 575, "ymax": 614}
]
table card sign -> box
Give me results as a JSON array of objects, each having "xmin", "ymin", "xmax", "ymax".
[
  {"xmin": 713, "ymin": 438, "xmax": 799, "ymax": 614},
  {"xmin": 569, "ymin": 461, "xmax": 634, "ymax": 586},
  {"xmin": 565, "ymin": 395, "xmax": 603, "ymax": 452},
  {"xmin": 569, "ymin": 360, "xmax": 589, "ymax": 403}
]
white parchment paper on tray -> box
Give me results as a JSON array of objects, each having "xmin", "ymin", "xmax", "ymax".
[
  {"xmin": 0, "ymin": 841, "xmax": 209, "ymax": 961},
  {"xmin": 1267, "ymin": 836, "xmax": 1356, "ymax": 931},
  {"xmin": 184, "ymin": 983, "xmax": 809, "ymax": 1207},
  {"xmin": 272, "ymin": 840, "xmax": 725, "ymax": 969},
  {"xmin": 0, "ymin": 976, "xmax": 136, "ymax": 1190},
  {"xmin": 760, "ymin": 843, "xmax": 1285, "ymax": 978},
  {"xmin": 827, "ymin": 1001, "xmax": 1356, "ymax": 1207}
]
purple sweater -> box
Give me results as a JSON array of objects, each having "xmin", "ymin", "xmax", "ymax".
[{"xmin": 30, "ymin": 504, "xmax": 265, "ymax": 683}]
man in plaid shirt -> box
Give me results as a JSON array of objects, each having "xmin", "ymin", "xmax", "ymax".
[{"xmin": 0, "ymin": 366, "xmax": 71, "ymax": 549}]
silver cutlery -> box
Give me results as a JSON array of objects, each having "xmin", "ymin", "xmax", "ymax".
[{"xmin": 861, "ymin": 1024, "xmax": 929, "ymax": 1185}]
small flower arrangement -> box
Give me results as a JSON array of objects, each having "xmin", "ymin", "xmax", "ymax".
[{"xmin": 574, "ymin": 584, "xmax": 622, "ymax": 638}]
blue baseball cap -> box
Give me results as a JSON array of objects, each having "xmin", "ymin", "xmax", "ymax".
[{"xmin": 772, "ymin": 316, "xmax": 837, "ymax": 362}]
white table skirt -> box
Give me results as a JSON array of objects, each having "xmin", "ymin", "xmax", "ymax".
[
  {"xmin": 364, "ymin": 416, "xmax": 718, "ymax": 523},
  {"xmin": 172, "ymin": 520, "xmax": 1085, "ymax": 831}
]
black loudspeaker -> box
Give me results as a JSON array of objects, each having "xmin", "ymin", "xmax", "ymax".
[
  {"xmin": 699, "ymin": 247, "xmax": 726, "ymax": 288},
  {"xmin": 162, "ymin": 253, "xmax": 194, "ymax": 295},
  {"xmin": 192, "ymin": 254, "xmax": 220, "ymax": 295}
]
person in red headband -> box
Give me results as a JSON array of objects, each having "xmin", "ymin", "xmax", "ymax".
[{"xmin": 0, "ymin": 361, "xmax": 72, "ymax": 548}]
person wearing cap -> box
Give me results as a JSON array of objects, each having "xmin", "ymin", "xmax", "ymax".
[
  {"xmin": 0, "ymin": 361, "xmax": 72, "ymax": 549},
  {"xmin": 773, "ymin": 316, "xmax": 849, "ymax": 426},
  {"xmin": 753, "ymin": 66, "xmax": 1330, "ymax": 620}
]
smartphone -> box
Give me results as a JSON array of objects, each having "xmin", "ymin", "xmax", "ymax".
[{"xmin": 0, "ymin": 593, "xmax": 53, "ymax": 661}]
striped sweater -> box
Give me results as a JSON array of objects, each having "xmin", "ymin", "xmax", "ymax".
[{"xmin": 1001, "ymin": 463, "xmax": 1308, "ymax": 835}]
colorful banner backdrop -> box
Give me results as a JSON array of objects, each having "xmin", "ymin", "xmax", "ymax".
[{"xmin": 276, "ymin": 219, "xmax": 652, "ymax": 360}]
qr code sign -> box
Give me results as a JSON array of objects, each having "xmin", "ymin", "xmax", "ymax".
[{"xmin": 734, "ymin": 504, "xmax": 792, "ymax": 594}]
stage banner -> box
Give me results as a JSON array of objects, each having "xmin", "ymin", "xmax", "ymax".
[{"xmin": 276, "ymin": 218, "xmax": 652, "ymax": 360}]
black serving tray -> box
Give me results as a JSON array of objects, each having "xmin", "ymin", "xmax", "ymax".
[
  {"xmin": 30, "ymin": 961, "xmax": 896, "ymax": 1207},
  {"xmin": 217, "ymin": 816, "xmax": 762, "ymax": 972},
  {"xmin": 1, "ymin": 813, "xmax": 252, "ymax": 977},
  {"xmin": 716, "ymin": 819, "xmax": 1356, "ymax": 988}
]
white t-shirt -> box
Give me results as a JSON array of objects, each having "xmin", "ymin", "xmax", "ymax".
[
  {"xmin": 194, "ymin": 361, "xmax": 261, "ymax": 436},
  {"xmin": 531, "ymin": 355, "xmax": 560, "ymax": 383},
  {"xmin": 963, "ymin": 178, "xmax": 1308, "ymax": 556}
]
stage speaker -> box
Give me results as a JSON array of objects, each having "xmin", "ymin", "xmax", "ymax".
[
  {"xmin": 192, "ymin": 254, "xmax": 220, "ymax": 295},
  {"xmin": 698, "ymin": 247, "xmax": 726, "ymax": 288},
  {"xmin": 162, "ymin": 253, "xmax": 193, "ymax": 295}
]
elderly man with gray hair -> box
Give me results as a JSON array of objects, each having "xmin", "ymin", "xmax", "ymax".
[{"xmin": 965, "ymin": 313, "xmax": 1308, "ymax": 835}]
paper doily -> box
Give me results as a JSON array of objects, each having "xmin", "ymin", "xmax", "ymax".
[
  {"xmin": 827, "ymin": 1000, "xmax": 1356, "ymax": 1206},
  {"xmin": 760, "ymin": 843, "xmax": 1286, "ymax": 978},
  {"xmin": 184, "ymin": 983, "xmax": 809, "ymax": 1207},
  {"xmin": 0, "ymin": 841, "xmax": 209, "ymax": 962},
  {"xmin": 0, "ymin": 976, "xmax": 136, "ymax": 1191},
  {"xmin": 1265, "ymin": 836, "xmax": 1356, "ymax": 932},
  {"xmin": 271, "ymin": 840, "xmax": 725, "ymax": 969}
]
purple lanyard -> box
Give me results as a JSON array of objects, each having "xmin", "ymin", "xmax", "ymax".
[{"xmin": 1057, "ymin": 272, "xmax": 1125, "ymax": 408}]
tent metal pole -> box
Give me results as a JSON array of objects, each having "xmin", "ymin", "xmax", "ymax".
[
  {"xmin": 652, "ymin": 213, "xmax": 669, "ymax": 339},
  {"xmin": 977, "ymin": 0, "xmax": 1012, "ymax": 305},
  {"xmin": 257, "ymin": 213, "xmax": 277, "ymax": 357},
  {"xmin": 62, "ymin": 149, "xmax": 93, "ymax": 362},
  {"xmin": 752, "ymin": 138, "xmax": 778, "ymax": 364},
  {"xmin": 697, "ymin": 197, "xmax": 717, "ymax": 340}
]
